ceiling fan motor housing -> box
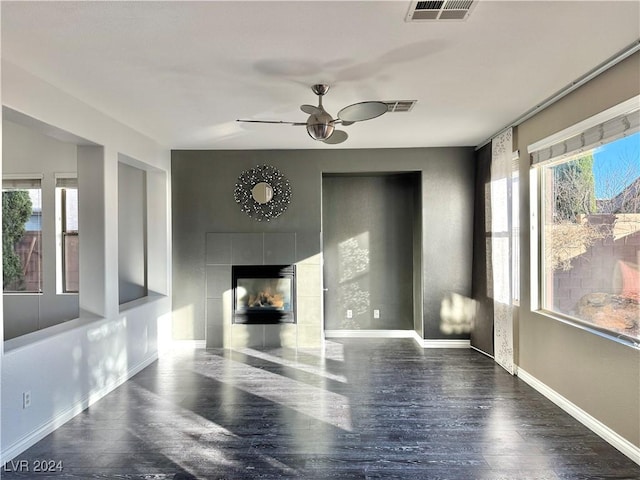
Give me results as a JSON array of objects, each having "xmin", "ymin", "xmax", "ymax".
[
  {"xmin": 311, "ymin": 84, "xmax": 330, "ymax": 96},
  {"xmin": 306, "ymin": 110, "xmax": 335, "ymax": 141}
]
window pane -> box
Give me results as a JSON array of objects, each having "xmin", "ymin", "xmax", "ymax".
[
  {"xmin": 2, "ymin": 185, "xmax": 42, "ymax": 293},
  {"xmin": 542, "ymin": 132, "xmax": 640, "ymax": 341},
  {"xmin": 58, "ymin": 185, "xmax": 79, "ymax": 294},
  {"xmin": 64, "ymin": 234, "xmax": 79, "ymax": 292},
  {"xmin": 64, "ymin": 188, "xmax": 79, "ymax": 231}
]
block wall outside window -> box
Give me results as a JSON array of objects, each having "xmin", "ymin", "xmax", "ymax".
[{"xmin": 540, "ymin": 131, "xmax": 640, "ymax": 342}]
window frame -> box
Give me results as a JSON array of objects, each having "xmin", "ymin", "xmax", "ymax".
[
  {"xmin": 55, "ymin": 174, "xmax": 79, "ymax": 295},
  {"xmin": 528, "ymin": 97, "xmax": 640, "ymax": 348}
]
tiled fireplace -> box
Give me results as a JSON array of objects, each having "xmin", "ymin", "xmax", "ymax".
[{"xmin": 205, "ymin": 232, "xmax": 322, "ymax": 348}]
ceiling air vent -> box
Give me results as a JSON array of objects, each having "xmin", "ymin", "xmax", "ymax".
[
  {"xmin": 406, "ymin": 0, "xmax": 477, "ymax": 22},
  {"xmin": 385, "ymin": 100, "xmax": 417, "ymax": 113}
]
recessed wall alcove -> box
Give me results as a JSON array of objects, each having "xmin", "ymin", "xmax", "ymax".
[{"xmin": 205, "ymin": 232, "xmax": 322, "ymax": 348}]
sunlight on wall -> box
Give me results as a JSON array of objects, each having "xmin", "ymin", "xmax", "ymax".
[
  {"xmin": 172, "ymin": 304, "xmax": 195, "ymax": 340},
  {"xmin": 223, "ymin": 289, "xmax": 232, "ymax": 347},
  {"xmin": 157, "ymin": 311, "xmax": 173, "ymax": 353},
  {"xmin": 339, "ymin": 234, "xmax": 370, "ymax": 282},
  {"xmin": 86, "ymin": 317, "xmax": 127, "ymax": 342},
  {"xmin": 86, "ymin": 318, "xmax": 128, "ymax": 403},
  {"xmin": 71, "ymin": 345, "xmax": 83, "ymax": 381},
  {"xmin": 302, "ymin": 253, "xmax": 322, "ymax": 265},
  {"xmin": 338, "ymin": 232, "xmax": 370, "ymax": 328},
  {"xmin": 439, "ymin": 292, "xmax": 475, "ymax": 334}
]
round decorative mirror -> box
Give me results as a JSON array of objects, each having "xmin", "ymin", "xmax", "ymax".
[
  {"xmin": 251, "ymin": 182, "xmax": 274, "ymax": 204},
  {"xmin": 234, "ymin": 165, "xmax": 291, "ymax": 222}
]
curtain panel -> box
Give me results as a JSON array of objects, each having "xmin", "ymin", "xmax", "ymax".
[{"xmin": 491, "ymin": 128, "xmax": 515, "ymax": 374}]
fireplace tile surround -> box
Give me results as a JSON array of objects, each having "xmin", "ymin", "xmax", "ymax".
[{"xmin": 205, "ymin": 232, "xmax": 323, "ymax": 348}]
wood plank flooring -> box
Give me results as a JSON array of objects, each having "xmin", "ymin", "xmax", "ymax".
[{"xmin": 3, "ymin": 338, "xmax": 639, "ymax": 479}]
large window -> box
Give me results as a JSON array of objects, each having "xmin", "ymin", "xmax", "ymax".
[
  {"xmin": 532, "ymin": 107, "xmax": 639, "ymax": 343},
  {"xmin": 2, "ymin": 177, "xmax": 43, "ymax": 293}
]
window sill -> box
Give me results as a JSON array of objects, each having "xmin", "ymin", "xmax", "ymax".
[
  {"xmin": 118, "ymin": 291, "xmax": 167, "ymax": 314},
  {"xmin": 3, "ymin": 311, "xmax": 104, "ymax": 354},
  {"xmin": 3, "ymin": 292, "xmax": 43, "ymax": 296},
  {"xmin": 534, "ymin": 308, "xmax": 640, "ymax": 350}
]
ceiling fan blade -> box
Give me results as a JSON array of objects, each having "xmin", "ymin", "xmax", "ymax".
[
  {"xmin": 337, "ymin": 101, "xmax": 388, "ymax": 122},
  {"xmin": 323, "ymin": 130, "xmax": 348, "ymax": 145},
  {"xmin": 338, "ymin": 120, "xmax": 355, "ymax": 126},
  {"xmin": 300, "ymin": 104, "xmax": 320, "ymax": 115},
  {"xmin": 237, "ymin": 119, "xmax": 306, "ymax": 126}
]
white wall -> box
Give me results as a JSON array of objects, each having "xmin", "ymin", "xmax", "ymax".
[
  {"xmin": 118, "ymin": 161, "xmax": 148, "ymax": 304},
  {"xmin": 1, "ymin": 61, "xmax": 172, "ymax": 462}
]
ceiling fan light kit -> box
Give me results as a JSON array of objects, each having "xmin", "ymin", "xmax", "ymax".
[{"xmin": 237, "ymin": 84, "xmax": 391, "ymax": 145}]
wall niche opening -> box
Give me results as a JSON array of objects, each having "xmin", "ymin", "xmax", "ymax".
[{"xmin": 232, "ymin": 265, "xmax": 296, "ymax": 324}]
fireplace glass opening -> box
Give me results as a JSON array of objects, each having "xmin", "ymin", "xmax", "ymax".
[{"xmin": 232, "ymin": 265, "xmax": 296, "ymax": 324}]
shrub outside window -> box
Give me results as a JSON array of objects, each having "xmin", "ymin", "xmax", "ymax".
[
  {"xmin": 2, "ymin": 178, "xmax": 43, "ymax": 293},
  {"xmin": 540, "ymin": 131, "xmax": 639, "ymax": 342}
]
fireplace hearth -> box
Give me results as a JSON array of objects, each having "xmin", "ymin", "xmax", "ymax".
[{"xmin": 232, "ymin": 265, "xmax": 296, "ymax": 324}]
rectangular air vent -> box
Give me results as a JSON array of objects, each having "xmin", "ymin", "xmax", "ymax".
[
  {"xmin": 406, "ymin": 0, "xmax": 477, "ymax": 22},
  {"xmin": 385, "ymin": 100, "xmax": 417, "ymax": 113}
]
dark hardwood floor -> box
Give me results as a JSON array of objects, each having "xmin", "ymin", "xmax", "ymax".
[{"xmin": 4, "ymin": 338, "xmax": 639, "ymax": 479}]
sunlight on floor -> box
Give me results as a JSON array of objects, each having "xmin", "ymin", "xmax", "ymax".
[
  {"xmin": 125, "ymin": 382, "xmax": 241, "ymax": 474},
  {"xmin": 196, "ymin": 349, "xmax": 354, "ymax": 432}
]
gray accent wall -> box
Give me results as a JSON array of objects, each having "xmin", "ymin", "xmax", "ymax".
[
  {"xmin": 470, "ymin": 143, "xmax": 494, "ymax": 356},
  {"xmin": 171, "ymin": 147, "xmax": 474, "ymax": 344}
]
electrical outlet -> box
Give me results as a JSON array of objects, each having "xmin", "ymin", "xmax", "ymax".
[
  {"xmin": 374, "ymin": 309, "xmax": 380, "ymax": 319},
  {"xmin": 346, "ymin": 309, "xmax": 353, "ymax": 318},
  {"xmin": 23, "ymin": 391, "xmax": 31, "ymax": 409}
]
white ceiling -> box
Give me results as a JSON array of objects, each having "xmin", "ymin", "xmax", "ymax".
[{"xmin": 2, "ymin": 1, "xmax": 639, "ymax": 150}]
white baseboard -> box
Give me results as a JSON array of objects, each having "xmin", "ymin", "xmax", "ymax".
[
  {"xmin": 325, "ymin": 329, "xmax": 418, "ymax": 339},
  {"xmin": 171, "ymin": 340, "xmax": 207, "ymax": 349},
  {"xmin": 1, "ymin": 353, "xmax": 158, "ymax": 464},
  {"xmin": 419, "ymin": 339, "xmax": 471, "ymax": 348},
  {"xmin": 518, "ymin": 368, "xmax": 640, "ymax": 466},
  {"xmin": 471, "ymin": 345, "xmax": 495, "ymax": 359},
  {"xmin": 324, "ymin": 330, "xmax": 470, "ymax": 349}
]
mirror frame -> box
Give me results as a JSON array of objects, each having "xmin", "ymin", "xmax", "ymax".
[{"xmin": 234, "ymin": 165, "xmax": 292, "ymax": 222}]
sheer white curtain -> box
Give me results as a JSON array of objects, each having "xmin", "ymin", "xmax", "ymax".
[{"xmin": 491, "ymin": 128, "xmax": 514, "ymax": 374}]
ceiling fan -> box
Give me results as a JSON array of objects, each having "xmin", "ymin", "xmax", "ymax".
[{"xmin": 236, "ymin": 84, "xmax": 389, "ymax": 145}]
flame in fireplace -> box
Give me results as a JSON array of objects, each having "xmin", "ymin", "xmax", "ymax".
[{"xmin": 248, "ymin": 288, "xmax": 285, "ymax": 309}]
